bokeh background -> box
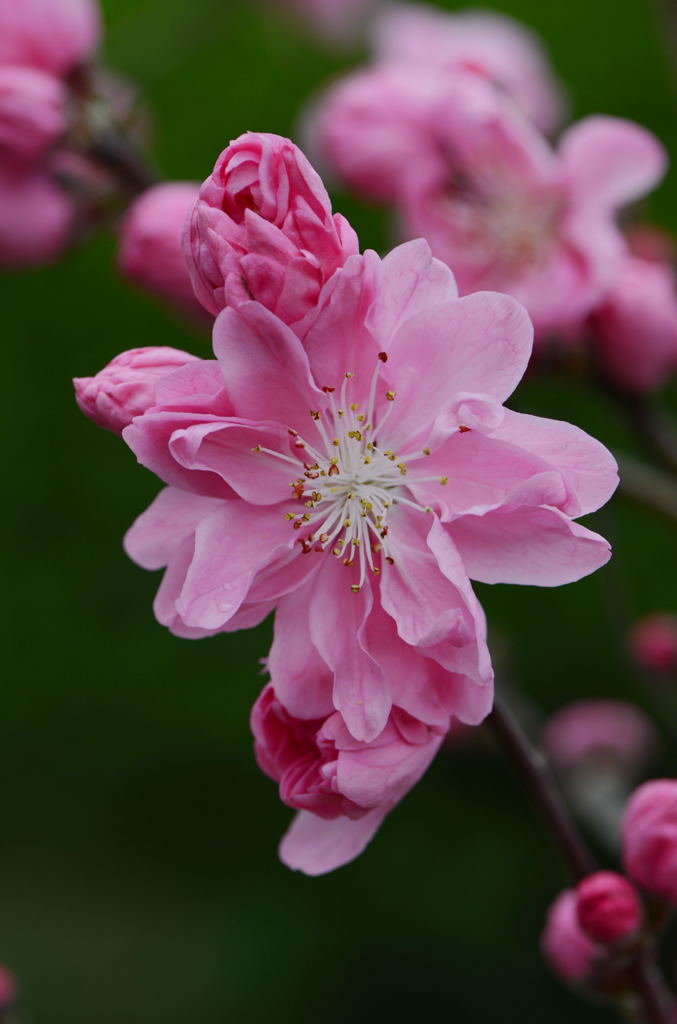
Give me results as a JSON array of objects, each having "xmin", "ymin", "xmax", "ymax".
[{"xmin": 3, "ymin": 0, "xmax": 676, "ymax": 1020}]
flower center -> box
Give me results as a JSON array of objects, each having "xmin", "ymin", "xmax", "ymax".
[{"xmin": 253, "ymin": 356, "xmax": 449, "ymax": 591}]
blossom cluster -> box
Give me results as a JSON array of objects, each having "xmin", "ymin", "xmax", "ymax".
[
  {"xmin": 76, "ymin": 131, "xmax": 618, "ymax": 874},
  {"xmin": 0, "ymin": 0, "xmax": 100, "ymax": 265},
  {"xmin": 307, "ymin": 1, "xmax": 677, "ymax": 392}
]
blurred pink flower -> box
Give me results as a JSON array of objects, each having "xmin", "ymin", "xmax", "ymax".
[
  {"xmin": 310, "ymin": 68, "xmax": 666, "ymax": 336},
  {"xmin": 74, "ymin": 346, "xmax": 199, "ymax": 435},
  {"xmin": 252, "ymin": 683, "xmax": 444, "ymax": 873},
  {"xmin": 542, "ymin": 700, "xmax": 657, "ymax": 774},
  {"xmin": 274, "ymin": 0, "xmax": 376, "ymax": 44},
  {"xmin": 541, "ymin": 889, "xmax": 600, "ymax": 984},
  {"xmin": 630, "ymin": 613, "xmax": 677, "ymax": 674},
  {"xmin": 0, "ymin": 66, "xmax": 66, "ymax": 160},
  {"xmin": 0, "ymin": 0, "xmax": 100, "ymax": 77},
  {"xmin": 119, "ymin": 183, "xmax": 205, "ymax": 318},
  {"xmin": 91, "ymin": 237, "xmax": 619, "ymax": 746},
  {"xmin": 186, "ymin": 132, "xmax": 358, "ymax": 324},
  {"xmin": 0, "ymin": 966, "xmax": 17, "ymax": 1010},
  {"xmin": 623, "ymin": 779, "xmax": 677, "ymax": 904},
  {"xmin": 576, "ymin": 871, "xmax": 642, "ymax": 945},
  {"xmin": 372, "ymin": 2, "xmax": 564, "ymax": 132},
  {"xmin": 589, "ymin": 257, "xmax": 677, "ymax": 393},
  {"xmin": 0, "ymin": 160, "xmax": 73, "ymax": 266}
]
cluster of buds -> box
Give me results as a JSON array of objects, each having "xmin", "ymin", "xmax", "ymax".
[{"xmin": 542, "ymin": 780, "xmax": 677, "ymax": 1002}]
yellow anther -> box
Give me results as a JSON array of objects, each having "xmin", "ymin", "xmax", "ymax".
[
  {"xmin": 439, "ymin": 476, "xmax": 449, "ymax": 485},
  {"xmin": 251, "ymin": 445, "xmax": 262, "ymax": 452},
  {"xmin": 332, "ymin": 438, "xmax": 340, "ymax": 446},
  {"xmin": 310, "ymin": 410, "xmax": 320, "ymax": 420},
  {"xmin": 345, "ymin": 371, "xmax": 354, "ymax": 379},
  {"xmin": 343, "ymin": 519, "xmax": 351, "ymax": 528},
  {"xmin": 349, "ymin": 402, "xmax": 358, "ymax": 411},
  {"xmin": 284, "ymin": 513, "xmax": 295, "ymax": 520},
  {"xmin": 386, "ymin": 390, "xmax": 396, "ymax": 402},
  {"xmin": 364, "ymin": 456, "xmax": 372, "ymax": 465},
  {"xmin": 423, "ymin": 447, "xmax": 431, "ymax": 456},
  {"xmin": 357, "ymin": 414, "xmax": 365, "ymax": 423},
  {"xmin": 352, "ymin": 539, "xmax": 361, "ymax": 547},
  {"xmin": 332, "ymin": 547, "xmax": 342, "ymax": 556},
  {"xmin": 372, "ymin": 566, "xmax": 381, "ymax": 575},
  {"xmin": 397, "ymin": 463, "xmax": 407, "ymax": 475},
  {"xmin": 348, "ymin": 430, "xmax": 362, "ymax": 441},
  {"xmin": 350, "ymin": 584, "xmax": 361, "ymax": 593}
]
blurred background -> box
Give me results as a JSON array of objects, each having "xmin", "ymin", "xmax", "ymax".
[{"xmin": 2, "ymin": 0, "xmax": 676, "ymax": 1020}]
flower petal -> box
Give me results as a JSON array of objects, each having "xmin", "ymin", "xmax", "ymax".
[{"xmin": 279, "ymin": 807, "xmax": 388, "ymax": 875}]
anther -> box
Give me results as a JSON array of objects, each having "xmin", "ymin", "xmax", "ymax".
[
  {"xmin": 310, "ymin": 410, "xmax": 321, "ymax": 420},
  {"xmin": 423, "ymin": 447, "xmax": 431, "ymax": 456},
  {"xmin": 350, "ymin": 584, "xmax": 361, "ymax": 593},
  {"xmin": 459, "ymin": 425, "xmax": 471, "ymax": 433},
  {"xmin": 378, "ymin": 352, "xmax": 388, "ymax": 362},
  {"xmin": 385, "ymin": 556, "xmax": 395, "ymax": 565},
  {"xmin": 439, "ymin": 476, "xmax": 449, "ymax": 485},
  {"xmin": 386, "ymin": 390, "xmax": 396, "ymax": 401},
  {"xmin": 345, "ymin": 372, "xmax": 354, "ymax": 379},
  {"xmin": 322, "ymin": 386, "xmax": 335, "ymax": 393},
  {"xmin": 328, "ymin": 463, "xmax": 339, "ymax": 477}
]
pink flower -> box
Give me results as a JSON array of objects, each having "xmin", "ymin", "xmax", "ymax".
[
  {"xmin": 542, "ymin": 700, "xmax": 657, "ymax": 774},
  {"xmin": 372, "ymin": 2, "xmax": 564, "ymax": 132},
  {"xmin": 118, "ymin": 183, "xmax": 205, "ymax": 318},
  {"xmin": 576, "ymin": 871, "xmax": 642, "ymax": 945},
  {"xmin": 252, "ymin": 683, "xmax": 445, "ymax": 873},
  {"xmin": 623, "ymin": 779, "xmax": 677, "ymax": 904},
  {"xmin": 104, "ymin": 238, "xmax": 618, "ymax": 748},
  {"xmin": 185, "ymin": 132, "xmax": 358, "ymax": 324},
  {"xmin": 272, "ymin": 0, "xmax": 376, "ymax": 45},
  {"xmin": 0, "ymin": 161, "xmax": 73, "ymax": 266},
  {"xmin": 541, "ymin": 890, "xmax": 600, "ymax": 984},
  {"xmin": 310, "ymin": 68, "xmax": 666, "ymax": 336},
  {"xmin": 0, "ymin": 0, "xmax": 100, "ymax": 77},
  {"xmin": 630, "ymin": 613, "xmax": 677, "ymax": 674},
  {"xmin": 0, "ymin": 966, "xmax": 18, "ymax": 1010},
  {"xmin": 0, "ymin": 66, "xmax": 66, "ymax": 160},
  {"xmin": 589, "ymin": 257, "xmax": 677, "ymax": 393},
  {"xmin": 74, "ymin": 346, "xmax": 200, "ymax": 435}
]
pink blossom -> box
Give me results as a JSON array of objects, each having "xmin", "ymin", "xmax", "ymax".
[
  {"xmin": 542, "ymin": 700, "xmax": 657, "ymax": 774},
  {"xmin": 623, "ymin": 779, "xmax": 677, "ymax": 904},
  {"xmin": 0, "ymin": 0, "xmax": 100, "ymax": 77},
  {"xmin": 576, "ymin": 871, "xmax": 642, "ymax": 945},
  {"xmin": 310, "ymin": 68, "xmax": 666, "ymax": 335},
  {"xmin": 372, "ymin": 2, "xmax": 564, "ymax": 132},
  {"xmin": 541, "ymin": 890, "xmax": 600, "ymax": 984},
  {"xmin": 630, "ymin": 613, "xmax": 677, "ymax": 674},
  {"xmin": 0, "ymin": 161, "xmax": 73, "ymax": 266},
  {"xmin": 185, "ymin": 132, "xmax": 358, "ymax": 323},
  {"xmin": 74, "ymin": 347, "xmax": 199, "ymax": 435},
  {"xmin": 0, "ymin": 66, "xmax": 66, "ymax": 160},
  {"xmin": 589, "ymin": 257, "xmax": 677, "ymax": 393},
  {"xmin": 118, "ymin": 183, "xmax": 205, "ymax": 318},
  {"xmin": 252, "ymin": 683, "xmax": 445, "ymax": 873},
  {"xmin": 0, "ymin": 966, "xmax": 18, "ymax": 1010},
  {"xmin": 102, "ymin": 239, "xmax": 619, "ymax": 749},
  {"xmin": 272, "ymin": 0, "xmax": 376, "ymax": 45}
]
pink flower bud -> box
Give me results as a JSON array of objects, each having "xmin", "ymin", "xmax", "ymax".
[
  {"xmin": 0, "ymin": 0, "xmax": 101, "ymax": 77},
  {"xmin": 0, "ymin": 965, "xmax": 18, "ymax": 1010},
  {"xmin": 118, "ymin": 183, "xmax": 204, "ymax": 317},
  {"xmin": 622, "ymin": 779, "xmax": 677, "ymax": 904},
  {"xmin": 630, "ymin": 614, "xmax": 677, "ymax": 674},
  {"xmin": 74, "ymin": 346, "xmax": 199, "ymax": 434},
  {"xmin": 0, "ymin": 66, "xmax": 67, "ymax": 160},
  {"xmin": 541, "ymin": 890, "xmax": 600, "ymax": 984},
  {"xmin": 542, "ymin": 700, "xmax": 657, "ymax": 774},
  {"xmin": 0, "ymin": 162, "xmax": 73, "ymax": 267},
  {"xmin": 576, "ymin": 871, "xmax": 642, "ymax": 944},
  {"xmin": 185, "ymin": 131, "xmax": 359, "ymax": 324},
  {"xmin": 590, "ymin": 257, "xmax": 677, "ymax": 393}
]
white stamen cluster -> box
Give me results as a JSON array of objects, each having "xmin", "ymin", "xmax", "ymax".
[{"xmin": 253, "ymin": 355, "xmax": 450, "ymax": 591}]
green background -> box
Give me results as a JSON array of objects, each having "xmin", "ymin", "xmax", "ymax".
[{"xmin": 2, "ymin": 0, "xmax": 676, "ymax": 1020}]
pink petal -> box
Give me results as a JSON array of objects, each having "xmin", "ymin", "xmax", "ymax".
[
  {"xmin": 279, "ymin": 808, "xmax": 387, "ymax": 875},
  {"xmin": 268, "ymin": 586, "xmax": 335, "ymax": 721},
  {"xmin": 560, "ymin": 116, "xmax": 667, "ymax": 211},
  {"xmin": 123, "ymin": 487, "xmax": 223, "ymax": 570},
  {"xmin": 385, "ymin": 291, "xmax": 533, "ymax": 450},
  {"xmin": 449, "ymin": 505, "xmax": 612, "ymax": 586}
]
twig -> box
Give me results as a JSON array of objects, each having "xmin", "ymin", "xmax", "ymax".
[{"xmin": 617, "ymin": 452, "xmax": 677, "ymax": 526}]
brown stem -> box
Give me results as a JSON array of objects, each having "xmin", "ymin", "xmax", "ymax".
[
  {"xmin": 487, "ymin": 693, "xmax": 596, "ymax": 879},
  {"xmin": 88, "ymin": 128, "xmax": 157, "ymax": 196},
  {"xmin": 627, "ymin": 947, "xmax": 674, "ymax": 1024},
  {"xmin": 617, "ymin": 452, "xmax": 677, "ymax": 526}
]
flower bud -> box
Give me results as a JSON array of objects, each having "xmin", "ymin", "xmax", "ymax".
[
  {"xmin": 542, "ymin": 699, "xmax": 657, "ymax": 774},
  {"xmin": 0, "ymin": 965, "xmax": 18, "ymax": 1011},
  {"xmin": 622, "ymin": 779, "xmax": 677, "ymax": 904},
  {"xmin": 590, "ymin": 257, "xmax": 677, "ymax": 393},
  {"xmin": 74, "ymin": 346, "xmax": 198, "ymax": 434},
  {"xmin": 541, "ymin": 890, "xmax": 600, "ymax": 984},
  {"xmin": 118, "ymin": 183, "xmax": 204, "ymax": 317},
  {"xmin": 630, "ymin": 614, "xmax": 677, "ymax": 674},
  {"xmin": 0, "ymin": 163, "xmax": 73, "ymax": 267},
  {"xmin": 185, "ymin": 131, "xmax": 358, "ymax": 324},
  {"xmin": 0, "ymin": 66, "xmax": 67, "ymax": 160},
  {"xmin": 576, "ymin": 871, "xmax": 642, "ymax": 944},
  {"xmin": 0, "ymin": 0, "xmax": 101, "ymax": 77}
]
